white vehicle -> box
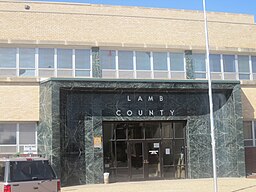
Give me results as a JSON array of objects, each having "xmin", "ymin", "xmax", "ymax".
[{"xmin": 0, "ymin": 156, "xmax": 61, "ymax": 192}]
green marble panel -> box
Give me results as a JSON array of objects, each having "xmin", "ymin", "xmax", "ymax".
[
  {"xmin": 92, "ymin": 47, "xmax": 102, "ymax": 78},
  {"xmin": 185, "ymin": 50, "xmax": 194, "ymax": 79}
]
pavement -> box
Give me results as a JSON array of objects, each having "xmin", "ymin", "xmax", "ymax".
[{"xmin": 62, "ymin": 178, "xmax": 256, "ymax": 192}]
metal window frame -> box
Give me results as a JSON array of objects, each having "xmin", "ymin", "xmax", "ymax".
[
  {"xmin": 0, "ymin": 122, "xmax": 37, "ymax": 154},
  {"xmin": 253, "ymin": 121, "xmax": 255, "ymax": 146},
  {"xmin": 1, "ymin": 46, "xmax": 256, "ymax": 81}
]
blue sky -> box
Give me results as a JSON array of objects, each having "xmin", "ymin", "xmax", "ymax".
[{"xmin": 38, "ymin": 0, "xmax": 256, "ymax": 16}]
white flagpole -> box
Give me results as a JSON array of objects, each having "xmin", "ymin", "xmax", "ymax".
[{"xmin": 202, "ymin": 0, "xmax": 218, "ymax": 192}]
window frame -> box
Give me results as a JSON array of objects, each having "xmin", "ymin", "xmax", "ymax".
[
  {"xmin": 192, "ymin": 53, "xmax": 206, "ymax": 79},
  {"xmin": 18, "ymin": 48, "xmax": 36, "ymax": 77},
  {"xmin": 0, "ymin": 47, "xmax": 17, "ymax": 77},
  {"xmin": 74, "ymin": 49, "xmax": 91, "ymax": 78},
  {"xmin": 237, "ymin": 55, "xmax": 250, "ymax": 80},
  {"xmin": 0, "ymin": 46, "xmax": 256, "ymax": 81},
  {"xmin": 152, "ymin": 52, "xmax": 168, "ymax": 71},
  {"xmin": 244, "ymin": 121, "xmax": 256, "ymax": 147},
  {"xmin": 0, "ymin": 123, "xmax": 37, "ymax": 154}
]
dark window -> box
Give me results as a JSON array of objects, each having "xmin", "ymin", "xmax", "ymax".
[
  {"xmin": 174, "ymin": 122, "xmax": 185, "ymax": 138},
  {"xmin": 0, "ymin": 162, "xmax": 5, "ymax": 181},
  {"xmin": 128, "ymin": 123, "xmax": 144, "ymax": 139},
  {"xmin": 162, "ymin": 123, "xmax": 173, "ymax": 138},
  {"xmin": 10, "ymin": 160, "xmax": 56, "ymax": 182},
  {"xmin": 244, "ymin": 121, "xmax": 252, "ymax": 139},
  {"xmin": 0, "ymin": 124, "xmax": 16, "ymax": 144},
  {"xmin": 116, "ymin": 124, "xmax": 127, "ymax": 139},
  {"xmin": 116, "ymin": 141, "xmax": 128, "ymax": 167},
  {"xmin": 243, "ymin": 121, "xmax": 253, "ymax": 147},
  {"xmin": 145, "ymin": 122, "xmax": 161, "ymax": 138}
]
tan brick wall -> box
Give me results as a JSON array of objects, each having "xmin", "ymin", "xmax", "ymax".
[
  {"xmin": 0, "ymin": 1, "xmax": 254, "ymax": 24},
  {"xmin": 0, "ymin": 1, "xmax": 255, "ymax": 51},
  {"xmin": 0, "ymin": 84, "xmax": 39, "ymax": 121},
  {"xmin": 241, "ymin": 82, "xmax": 256, "ymax": 120}
]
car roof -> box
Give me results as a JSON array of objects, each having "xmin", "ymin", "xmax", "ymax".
[{"xmin": 0, "ymin": 156, "xmax": 49, "ymax": 162}]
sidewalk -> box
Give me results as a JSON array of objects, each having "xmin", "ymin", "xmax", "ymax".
[{"xmin": 62, "ymin": 178, "xmax": 256, "ymax": 192}]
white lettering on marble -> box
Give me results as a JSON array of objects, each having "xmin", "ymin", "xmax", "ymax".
[
  {"xmin": 138, "ymin": 110, "xmax": 143, "ymax": 116},
  {"xmin": 115, "ymin": 95, "xmax": 175, "ymax": 117},
  {"xmin": 126, "ymin": 95, "xmax": 164, "ymax": 102},
  {"xmin": 116, "ymin": 110, "xmax": 121, "ymax": 116},
  {"xmin": 115, "ymin": 109, "xmax": 175, "ymax": 117},
  {"xmin": 149, "ymin": 110, "xmax": 154, "ymax": 116},
  {"xmin": 148, "ymin": 96, "xmax": 153, "ymax": 101},
  {"xmin": 138, "ymin": 96, "xmax": 143, "ymax": 101},
  {"xmin": 127, "ymin": 110, "xmax": 133, "ymax": 116}
]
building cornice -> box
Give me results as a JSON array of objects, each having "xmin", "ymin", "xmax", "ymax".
[{"xmin": 0, "ymin": 77, "xmax": 40, "ymax": 86}]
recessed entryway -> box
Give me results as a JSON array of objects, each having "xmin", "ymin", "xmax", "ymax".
[{"xmin": 103, "ymin": 121, "xmax": 187, "ymax": 182}]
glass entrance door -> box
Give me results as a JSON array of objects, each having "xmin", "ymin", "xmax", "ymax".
[
  {"xmin": 129, "ymin": 141, "xmax": 161, "ymax": 180},
  {"xmin": 130, "ymin": 142, "xmax": 144, "ymax": 179},
  {"xmin": 145, "ymin": 141, "xmax": 161, "ymax": 179},
  {"xmin": 103, "ymin": 121, "xmax": 187, "ymax": 182}
]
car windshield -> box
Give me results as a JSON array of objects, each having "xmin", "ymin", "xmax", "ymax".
[{"xmin": 10, "ymin": 160, "xmax": 56, "ymax": 182}]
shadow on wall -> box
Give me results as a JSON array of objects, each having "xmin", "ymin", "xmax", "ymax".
[
  {"xmin": 241, "ymin": 90, "xmax": 255, "ymax": 120},
  {"xmin": 241, "ymin": 88, "xmax": 255, "ymax": 176}
]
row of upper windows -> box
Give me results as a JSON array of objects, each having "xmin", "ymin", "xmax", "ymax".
[
  {"xmin": 0, "ymin": 47, "xmax": 256, "ymax": 80},
  {"xmin": 0, "ymin": 48, "xmax": 91, "ymax": 77}
]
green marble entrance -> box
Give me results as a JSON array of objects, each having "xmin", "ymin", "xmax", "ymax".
[{"xmin": 39, "ymin": 79, "xmax": 245, "ymax": 186}]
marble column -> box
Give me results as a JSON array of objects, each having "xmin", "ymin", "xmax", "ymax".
[
  {"xmin": 38, "ymin": 81, "xmax": 61, "ymax": 178},
  {"xmin": 84, "ymin": 116, "xmax": 104, "ymax": 184},
  {"xmin": 92, "ymin": 47, "xmax": 102, "ymax": 78},
  {"xmin": 185, "ymin": 50, "xmax": 194, "ymax": 79}
]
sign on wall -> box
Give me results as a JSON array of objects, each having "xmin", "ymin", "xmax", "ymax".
[
  {"xmin": 94, "ymin": 137, "xmax": 102, "ymax": 148},
  {"xmin": 23, "ymin": 145, "xmax": 37, "ymax": 154}
]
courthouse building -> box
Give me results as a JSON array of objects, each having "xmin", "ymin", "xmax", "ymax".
[{"xmin": 0, "ymin": 0, "xmax": 256, "ymax": 186}]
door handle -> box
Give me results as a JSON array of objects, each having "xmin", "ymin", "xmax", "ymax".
[
  {"xmin": 13, "ymin": 184, "xmax": 19, "ymax": 186},
  {"xmin": 33, "ymin": 186, "xmax": 39, "ymax": 189}
]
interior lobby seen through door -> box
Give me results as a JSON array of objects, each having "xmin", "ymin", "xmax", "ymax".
[{"xmin": 103, "ymin": 121, "xmax": 187, "ymax": 182}]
